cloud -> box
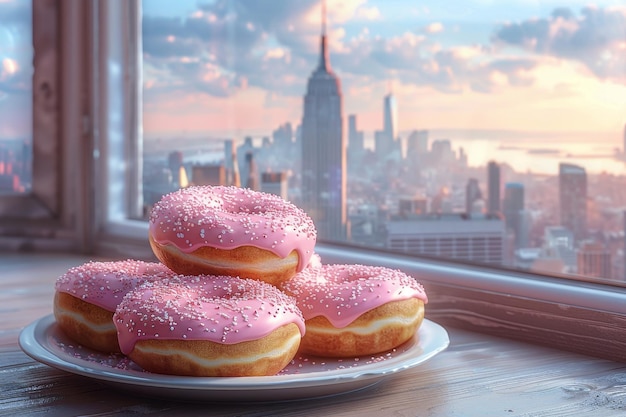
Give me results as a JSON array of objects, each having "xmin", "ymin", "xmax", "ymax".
[
  {"xmin": 333, "ymin": 30, "xmax": 537, "ymax": 94},
  {"xmin": 143, "ymin": 0, "xmax": 382, "ymax": 99},
  {"xmin": 493, "ymin": 6, "xmax": 626, "ymax": 83},
  {"xmin": 143, "ymin": 0, "xmax": 318, "ymax": 99},
  {"xmin": 147, "ymin": 1, "xmax": 623, "ymax": 103},
  {"xmin": 353, "ymin": 5, "xmax": 381, "ymax": 21},
  {"xmin": 424, "ymin": 22, "xmax": 444, "ymax": 34}
]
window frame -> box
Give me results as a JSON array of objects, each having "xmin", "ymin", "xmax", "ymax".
[
  {"xmin": 12, "ymin": 0, "xmax": 626, "ymax": 362},
  {"xmin": 92, "ymin": 0, "xmax": 146, "ymax": 252},
  {"xmin": 0, "ymin": 1, "xmax": 94, "ymax": 252}
]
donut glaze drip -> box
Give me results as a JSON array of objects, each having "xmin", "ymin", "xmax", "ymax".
[
  {"xmin": 113, "ymin": 275, "xmax": 306, "ymax": 355},
  {"xmin": 54, "ymin": 260, "xmax": 176, "ymax": 312},
  {"xmin": 149, "ymin": 186, "xmax": 317, "ymax": 271},
  {"xmin": 282, "ymin": 264, "xmax": 428, "ymax": 328}
]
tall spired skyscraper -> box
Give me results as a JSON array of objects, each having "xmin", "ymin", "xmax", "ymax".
[
  {"xmin": 376, "ymin": 91, "xmax": 398, "ymax": 158},
  {"xmin": 301, "ymin": 2, "xmax": 347, "ymax": 241}
]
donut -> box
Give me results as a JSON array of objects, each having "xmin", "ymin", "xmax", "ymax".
[
  {"xmin": 148, "ymin": 185, "xmax": 317, "ymax": 286},
  {"xmin": 281, "ymin": 264, "xmax": 428, "ymax": 357},
  {"xmin": 53, "ymin": 260, "xmax": 176, "ymax": 353},
  {"xmin": 113, "ymin": 275, "xmax": 306, "ymax": 377}
]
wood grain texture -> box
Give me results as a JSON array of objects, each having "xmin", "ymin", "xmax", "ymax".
[
  {"xmin": 3, "ymin": 252, "xmax": 626, "ymax": 416},
  {"xmin": 425, "ymin": 283, "xmax": 626, "ymax": 362}
]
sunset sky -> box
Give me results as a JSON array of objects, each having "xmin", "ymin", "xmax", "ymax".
[
  {"xmin": 140, "ymin": 0, "xmax": 626, "ymax": 141},
  {"xmin": 0, "ymin": 0, "xmax": 625, "ymax": 149}
]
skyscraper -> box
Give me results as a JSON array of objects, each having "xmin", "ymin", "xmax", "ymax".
[
  {"xmin": 167, "ymin": 151, "xmax": 186, "ymax": 189},
  {"xmin": 272, "ymin": 123, "xmax": 294, "ymax": 148},
  {"xmin": 301, "ymin": 3, "xmax": 347, "ymax": 241},
  {"xmin": 374, "ymin": 130, "xmax": 390, "ymax": 157},
  {"xmin": 577, "ymin": 242, "xmax": 611, "ymax": 280},
  {"xmin": 383, "ymin": 92, "xmax": 397, "ymax": 142},
  {"xmin": 237, "ymin": 137, "xmax": 254, "ymax": 186},
  {"xmin": 406, "ymin": 130, "xmax": 428, "ymax": 167},
  {"xmin": 373, "ymin": 92, "xmax": 399, "ymax": 159},
  {"xmin": 559, "ymin": 163, "xmax": 587, "ymax": 242},
  {"xmin": 347, "ymin": 114, "xmax": 364, "ymax": 155},
  {"xmin": 465, "ymin": 178, "xmax": 482, "ymax": 215},
  {"xmin": 244, "ymin": 151, "xmax": 259, "ymax": 191},
  {"xmin": 503, "ymin": 182, "xmax": 525, "ymax": 248},
  {"xmin": 487, "ymin": 161, "xmax": 501, "ymax": 214},
  {"xmin": 407, "ymin": 130, "xmax": 428, "ymax": 153},
  {"xmin": 223, "ymin": 139, "xmax": 240, "ymax": 187}
]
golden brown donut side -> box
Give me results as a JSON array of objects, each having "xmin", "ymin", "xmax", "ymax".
[
  {"xmin": 149, "ymin": 233, "xmax": 299, "ymax": 286},
  {"xmin": 127, "ymin": 323, "xmax": 302, "ymax": 377},
  {"xmin": 300, "ymin": 298, "xmax": 425, "ymax": 357},
  {"xmin": 53, "ymin": 292, "xmax": 121, "ymax": 353}
]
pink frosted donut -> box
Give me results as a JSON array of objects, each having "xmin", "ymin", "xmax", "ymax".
[
  {"xmin": 53, "ymin": 260, "xmax": 175, "ymax": 353},
  {"xmin": 114, "ymin": 275, "xmax": 306, "ymax": 376},
  {"xmin": 281, "ymin": 264, "xmax": 428, "ymax": 357},
  {"xmin": 148, "ymin": 185, "xmax": 317, "ymax": 286}
]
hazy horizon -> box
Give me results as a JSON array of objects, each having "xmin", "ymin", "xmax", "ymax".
[{"xmin": 143, "ymin": 126, "xmax": 626, "ymax": 175}]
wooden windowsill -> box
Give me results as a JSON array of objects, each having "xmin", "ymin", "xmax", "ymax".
[{"xmin": 2, "ymin": 252, "xmax": 626, "ymax": 416}]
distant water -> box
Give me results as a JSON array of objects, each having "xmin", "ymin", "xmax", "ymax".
[
  {"xmin": 144, "ymin": 128, "xmax": 626, "ymax": 176},
  {"xmin": 399, "ymin": 129, "xmax": 626, "ymax": 175}
]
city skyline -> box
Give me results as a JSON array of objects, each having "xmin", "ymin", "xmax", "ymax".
[{"xmin": 1, "ymin": 1, "xmax": 626, "ymax": 176}]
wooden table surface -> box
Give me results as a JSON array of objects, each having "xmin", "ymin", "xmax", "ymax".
[{"xmin": 2, "ymin": 252, "xmax": 626, "ymax": 417}]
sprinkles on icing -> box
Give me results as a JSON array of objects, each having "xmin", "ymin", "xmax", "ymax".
[
  {"xmin": 281, "ymin": 264, "xmax": 428, "ymax": 328},
  {"xmin": 149, "ymin": 186, "xmax": 317, "ymax": 271},
  {"xmin": 54, "ymin": 260, "xmax": 176, "ymax": 312},
  {"xmin": 113, "ymin": 275, "xmax": 306, "ymax": 355}
]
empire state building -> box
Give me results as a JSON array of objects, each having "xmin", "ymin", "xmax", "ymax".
[{"xmin": 301, "ymin": 5, "xmax": 347, "ymax": 241}]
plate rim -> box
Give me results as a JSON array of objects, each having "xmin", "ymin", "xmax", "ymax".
[{"xmin": 19, "ymin": 314, "xmax": 449, "ymax": 394}]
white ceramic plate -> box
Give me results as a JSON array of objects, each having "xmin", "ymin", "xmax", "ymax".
[{"xmin": 19, "ymin": 314, "xmax": 449, "ymax": 402}]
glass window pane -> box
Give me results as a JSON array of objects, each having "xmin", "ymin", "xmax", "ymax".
[
  {"xmin": 0, "ymin": 0, "xmax": 32, "ymax": 195},
  {"xmin": 140, "ymin": 1, "xmax": 626, "ymax": 284}
]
